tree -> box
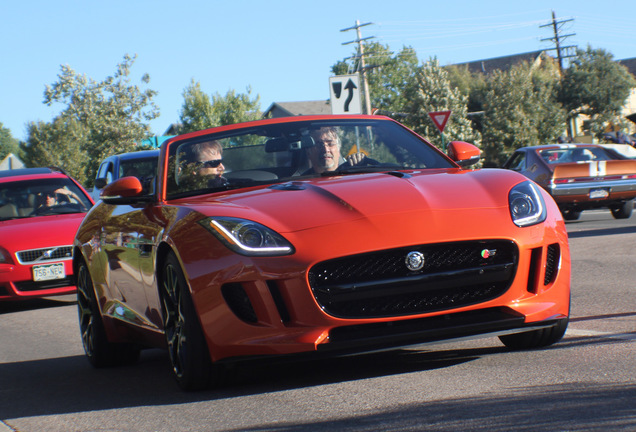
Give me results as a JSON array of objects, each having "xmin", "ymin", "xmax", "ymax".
[
  {"xmin": 364, "ymin": 43, "xmax": 420, "ymax": 115},
  {"xmin": 22, "ymin": 118, "xmax": 89, "ymax": 183},
  {"xmin": 481, "ymin": 60, "xmax": 566, "ymax": 165},
  {"xmin": 178, "ymin": 82, "xmax": 261, "ymax": 134},
  {"xmin": 402, "ymin": 57, "xmax": 479, "ymax": 150},
  {"xmin": 27, "ymin": 54, "xmax": 159, "ymax": 185},
  {"xmin": 446, "ymin": 65, "xmax": 488, "ymax": 133},
  {"xmin": 0, "ymin": 122, "xmax": 21, "ymax": 161},
  {"xmin": 179, "ymin": 79, "xmax": 216, "ymax": 133},
  {"xmin": 559, "ymin": 46, "xmax": 636, "ymax": 137}
]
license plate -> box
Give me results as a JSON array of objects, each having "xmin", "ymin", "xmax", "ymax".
[
  {"xmin": 589, "ymin": 189, "xmax": 609, "ymax": 199},
  {"xmin": 33, "ymin": 263, "xmax": 66, "ymax": 281}
]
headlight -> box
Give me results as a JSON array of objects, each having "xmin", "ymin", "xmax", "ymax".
[
  {"xmin": 199, "ymin": 217, "xmax": 294, "ymax": 256},
  {"xmin": 0, "ymin": 246, "xmax": 11, "ymax": 264},
  {"xmin": 509, "ymin": 181, "xmax": 546, "ymax": 227}
]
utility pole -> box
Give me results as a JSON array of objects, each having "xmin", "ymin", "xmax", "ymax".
[
  {"xmin": 540, "ymin": 10, "xmax": 577, "ymax": 74},
  {"xmin": 341, "ymin": 20, "xmax": 374, "ymax": 115},
  {"xmin": 540, "ymin": 11, "xmax": 578, "ymax": 138}
]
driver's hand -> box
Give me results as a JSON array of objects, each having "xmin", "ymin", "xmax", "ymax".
[{"xmin": 346, "ymin": 152, "xmax": 366, "ymax": 166}]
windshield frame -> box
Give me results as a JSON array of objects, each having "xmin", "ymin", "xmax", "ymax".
[{"xmin": 162, "ymin": 117, "xmax": 455, "ymax": 201}]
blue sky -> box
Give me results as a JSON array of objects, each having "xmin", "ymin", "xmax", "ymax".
[{"xmin": 2, "ymin": 0, "xmax": 634, "ymax": 141}]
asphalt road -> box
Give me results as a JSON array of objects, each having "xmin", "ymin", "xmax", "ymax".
[{"xmin": 1, "ymin": 210, "xmax": 634, "ymax": 432}]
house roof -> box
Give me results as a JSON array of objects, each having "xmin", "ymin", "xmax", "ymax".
[
  {"xmin": 618, "ymin": 58, "xmax": 636, "ymax": 77},
  {"xmin": 263, "ymin": 100, "xmax": 331, "ymax": 118},
  {"xmin": 451, "ymin": 50, "xmax": 547, "ymax": 74}
]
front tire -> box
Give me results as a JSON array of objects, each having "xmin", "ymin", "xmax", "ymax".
[
  {"xmin": 76, "ymin": 259, "xmax": 140, "ymax": 367},
  {"xmin": 562, "ymin": 209, "xmax": 581, "ymax": 221},
  {"xmin": 160, "ymin": 252, "xmax": 218, "ymax": 391},
  {"xmin": 498, "ymin": 317, "xmax": 569, "ymax": 350}
]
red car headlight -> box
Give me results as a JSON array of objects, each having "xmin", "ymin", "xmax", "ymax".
[{"xmin": 0, "ymin": 246, "xmax": 12, "ymax": 264}]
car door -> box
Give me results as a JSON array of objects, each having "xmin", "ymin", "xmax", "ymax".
[{"xmin": 100, "ymin": 202, "xmax": 159, "ymax": 329}]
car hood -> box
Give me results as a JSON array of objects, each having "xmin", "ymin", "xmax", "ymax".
[
  {"xmin": 185, "ymin": 169, "xmax": 526, "ymax": 234},
  {"xmin": 0, "ymin": 213, "xmax": 86, "ymax": 252}
]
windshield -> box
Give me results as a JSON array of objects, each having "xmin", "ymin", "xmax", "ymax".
[
  {"xmin": 539, "ymin": 147, "xmax": 615, "ymax": 164},
  {"xmin": 119, "ymin": 157, "xmax": 158, "ymax": 180},
  {"xmin": 166, "ymin": 118, "xmax": 453, "ymax": 199},
  {"xmin": 0, "ymin": 177, "xmax": 92, "ymax": 221}
]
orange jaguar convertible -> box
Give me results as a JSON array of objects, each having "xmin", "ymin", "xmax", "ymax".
[{"xmin": 73, "ymin": 115, "xmax": 571, "ymax": 390}]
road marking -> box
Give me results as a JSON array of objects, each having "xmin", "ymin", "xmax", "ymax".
[
  {"xmin": 0, "ymin": 420, "xmax": 14, "ymax": 432},
  {"xmin": 567, "ymin": 328, "xmax": 636, "ymax": 341}
]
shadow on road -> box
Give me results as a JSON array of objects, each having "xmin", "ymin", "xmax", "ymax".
[
  {"xmin": 0, "ymin": 330, "xmax": 630, "ymax": 423},
  {"xmin": 567, "ymin": 224, "xmax": 636, "ymax": 238},
  {"xmin": 0, "ymin": 296, "xmax": 76, "ymax": 315},
  {"xmin": 229, "ymin": 381, "xmax": 636, "ymax": 431}
]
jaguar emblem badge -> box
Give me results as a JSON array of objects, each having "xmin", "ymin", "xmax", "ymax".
[{"xmin": 405, "ymin": 251, "xmax": 425, "ymax": 271}]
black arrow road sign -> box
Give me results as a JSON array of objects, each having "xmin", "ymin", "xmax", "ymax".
[{"xmin": 343, "ymin": 79, "xmax": 357, "ymax": 112}]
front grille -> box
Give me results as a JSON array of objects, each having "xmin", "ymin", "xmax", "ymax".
[
  {"xmin": 309, "ymin": 240, "xmax": 518, "ymax": 318},
  {"xmin": 16, "ymin": 246, "xmax": 73, "ymax": 264}
]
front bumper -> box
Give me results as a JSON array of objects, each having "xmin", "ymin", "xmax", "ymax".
[{"xmin": 0, "ymin": 262, "xmax": 76, "ymax": 300}]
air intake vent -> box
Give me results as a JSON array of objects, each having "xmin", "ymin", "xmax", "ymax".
[
  {"xmin": 222, "ymin": 283, "xmax": 257, "ymax": 323},
  {"xmin": 544, "ymin": 243, "xmax": 560, "ymax": 285}
]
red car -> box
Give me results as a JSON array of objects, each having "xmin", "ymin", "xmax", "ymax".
[
  {"xmin": 73, "ymin": 115, "xmax": 571, "ymax": 390},
  {"xmin": 0, "ymin": 167, "xmax": 94, "ymax": 301},
  {"xmin": 502, "ymin": 144, "xmax": 636, "ymax": 220}
]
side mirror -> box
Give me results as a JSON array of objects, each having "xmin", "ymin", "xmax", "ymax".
[
  {"xmin": 94, "ymin": 178, "xmax": 108, "ymax": 189},
  {"xmin": 101, "ymin": 176, "xmax": 152, "ymax": 204},
  {"xmin": 447, "ymin": 141, "xmax": 481, "ymax": 168}
]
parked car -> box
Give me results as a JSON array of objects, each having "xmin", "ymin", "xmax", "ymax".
[
  {"xmin": 91, "ymin": 149, "xmax": 159, "ymax": 201},
  {"xmin": 0, "ymin": 167, "xmax": 94, "ymax": 301},
  {"xmin": 502, "ymin": 144, "xmax": 636, "ymax": 220},
  {"xmin": 74, "ymin": 115, "xmax": 571, "ymax": 390}
]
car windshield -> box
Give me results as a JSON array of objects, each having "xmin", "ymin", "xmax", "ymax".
[
  {"xmin": 0, "ymin": 177, "xmax": 92, "ymax": 221},
  {"xmin": 119, "ymin": 157, "xmax": 158, "ymax": 180},
  {"xmin": 165, "ymin": 118, "xmax": 454, "ymax": 199},
  {"xmin": 539, "ymin": 147, "xmax": 615, "ymax": 164}
]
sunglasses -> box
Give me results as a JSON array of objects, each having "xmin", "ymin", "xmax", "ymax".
[{"xmin": 200, "ymin": 159, "xmax": 223, "ymax": 168}]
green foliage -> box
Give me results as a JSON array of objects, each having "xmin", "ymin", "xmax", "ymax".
[
  {"xmin": 481, "ymin": 60, "xmax": 566, "ymax": 165},
  {"xmin": 23, "ymin": 54, "xmax": 159, "ymax": 186},
  {"xmin": 0, "ymin": 122, "xmax": 22, "ymax": 161},
  {"xmin": 178, "ymin": 82, "xmax": 261, "ymax": 134},
  {"xmin": 332, "ymin": 41, "xmax": 636, "ymax": 164},
  {"xmin": 446, "ymin": 65, "xmax": 488, "ymax": 132},
  {"xmin": 178, "ymin": 80, "xmax": 216, "ymax": 133},
  {"xmin": 559, "ymin": 46, "xmax": 636, "ymax": 137},
  {"xmin": 22, "ymin": 118, "xmax": 90, "ymax": 183},
  {"xmin": 365, "ymin": 43, "xmax": 420, "ymax": 114}
]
